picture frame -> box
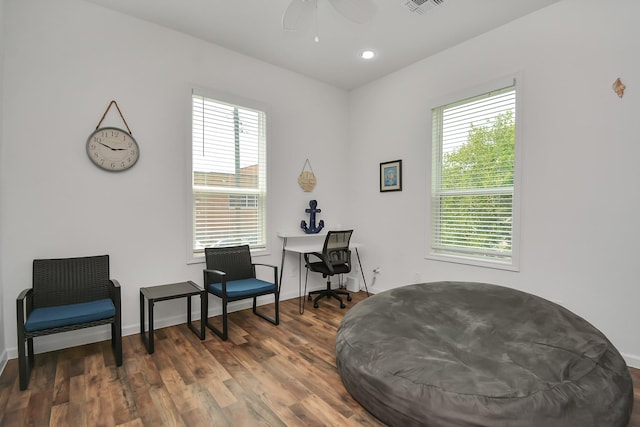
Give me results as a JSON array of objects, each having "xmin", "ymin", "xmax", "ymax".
[{"xmin": 380, "ymin": 160, "xmax": 402, "ymax": 192}]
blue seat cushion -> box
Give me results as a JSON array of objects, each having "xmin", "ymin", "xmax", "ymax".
[
  {"xmin": 25, "ymin": 298, "xmax": 116, "ymax": 332},
  {"xmin": 207, "ymin": 278, "xmax": 276, "ymax": 299}
]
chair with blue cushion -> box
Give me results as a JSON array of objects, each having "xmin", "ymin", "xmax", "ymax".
[
  {"xmin": 16, "ymin": 254, "xmax": 122, "ymax": 390},
  {"xmin": 203, "ymin": 245, "xmax": 279, "ymax": 340}
]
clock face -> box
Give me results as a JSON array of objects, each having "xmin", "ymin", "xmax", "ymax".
[{"xmin": 86, "ymin": 127, "xmax": 139, "ymax": 172}]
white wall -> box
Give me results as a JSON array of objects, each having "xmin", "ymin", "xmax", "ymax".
[
  {"xmin": 0, "ymin": 0, "xmax": 6, "ymax": 372},
  {"xmin": 349, "ymin": 0, "xmax": 640, "ymax": 367},
  {"xmin": 2, "ymin": 0, "xmax": 639, "ymax": 370},
  {"xmin": 0, "ymin": 0, "xmax": 351, "ymax": 358}
]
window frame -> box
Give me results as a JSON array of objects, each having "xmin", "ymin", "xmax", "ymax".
[
  {"xmin": 428, "ymin": 75, "xmax": 522, "ymax": 271},
  {"xmin": 187, "ymin": 88, "xmax": 269, "ymax": 263}
]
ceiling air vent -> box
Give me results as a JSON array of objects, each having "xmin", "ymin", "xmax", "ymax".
[{"xmin": 403, "ymin": 0, "xmax": 445, "ymax": 15}]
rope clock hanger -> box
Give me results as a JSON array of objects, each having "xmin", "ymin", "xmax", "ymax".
[
  {"xmin": 86, "ymin": 100, "xmax": 140, "ymax": 172},
  {"xmin": 298, "ymin": 158, "xmax": 317, "ymax": 192}
]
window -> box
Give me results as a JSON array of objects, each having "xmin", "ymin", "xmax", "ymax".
[
  {"xmin": 431, "ymin": 80, "xmax": 519, "ymax": 269},
  {"xmin": 191, "ymin": 90, "xmax": 267, "ymax": 257}
]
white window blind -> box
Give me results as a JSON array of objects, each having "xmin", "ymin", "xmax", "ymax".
[
  {"xmin": 431, "ymin": 83, "xmax": 517, "ymax": 266},
  {"xmin": 191, "ymin": 92, "xmax": 267, "ymax": 256}
]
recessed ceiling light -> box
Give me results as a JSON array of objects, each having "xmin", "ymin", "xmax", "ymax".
[{"xmin": 360, "ymin": 50, "xmax": 375, "ymax": 60}]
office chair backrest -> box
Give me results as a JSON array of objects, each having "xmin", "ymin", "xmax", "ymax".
[{"xmin": 323, "ymin": 230, "xmax": 353, "ymax": 266}]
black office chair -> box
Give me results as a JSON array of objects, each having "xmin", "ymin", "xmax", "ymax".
[
  {"xmin": 203, "ymin": 245, "xmax": 279, "ymax": 340},
  {"xmin": 304, "ymin": 230, "xmax": 354, "ymax": 309}
]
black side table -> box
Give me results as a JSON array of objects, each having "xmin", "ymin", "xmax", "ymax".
[{"xmin": 140, "ymin": 281, "xmax": 207, "ymax": 354}]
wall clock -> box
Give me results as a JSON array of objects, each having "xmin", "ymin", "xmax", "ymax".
[
  {"xmin": 86, "ymin": 126, "xmax": 139, "ymax": 171},
  {"xmin": 87, "ymin": 100, "xmax": 139, "ymax": 172}
]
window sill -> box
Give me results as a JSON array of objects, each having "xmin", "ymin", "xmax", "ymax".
[
  {"xmin": 187, "ymin": 248, "xmax": 271, "ymax": 265},
  {"xmin": 426, "ymin": 252, "xmax": 519, "ymax": 272}
]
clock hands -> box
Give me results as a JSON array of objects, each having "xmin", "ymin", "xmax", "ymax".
[
  {"xmin": 88, "ymin": 127, "xmax": 139, "ymax": 171},
  {"xmin": 98, "ymin": 141, "xmax": 127, "ymax": 151}
]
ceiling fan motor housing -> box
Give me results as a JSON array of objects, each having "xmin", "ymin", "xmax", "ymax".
[{"xmin": 403, "ymin": 0, "xmax": 445, "ymax": 14}]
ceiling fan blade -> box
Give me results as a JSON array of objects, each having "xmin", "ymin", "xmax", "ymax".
[
  {"xmin": 282, "ymin": 0, "xmax": 317, "ymax": 31},
  {"xmin": 327, "ymin": 0, "xmax": 376, "ymax": 24}
]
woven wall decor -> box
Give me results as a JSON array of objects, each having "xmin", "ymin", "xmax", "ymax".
[
  {"xmin": 298, "ymin": 159, "xmax": 317, "ymax": 192},
  {"xmin": 612, "ymin": 77, "xmax": 626, "ymax": 98}
]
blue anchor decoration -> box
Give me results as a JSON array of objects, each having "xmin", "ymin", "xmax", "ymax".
[{"xmin": 300, "ymin": 200, "xmax": 324, "ymax": 234}]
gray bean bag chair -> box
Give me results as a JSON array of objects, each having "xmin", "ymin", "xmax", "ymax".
[{"xmin": 335, "ymin": 282, "xmax": 633, "ymax": 427}]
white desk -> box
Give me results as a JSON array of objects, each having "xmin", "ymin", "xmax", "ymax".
[{"xmin": 277, "ymin": 231, "xmax": 369, "ymax": 313}]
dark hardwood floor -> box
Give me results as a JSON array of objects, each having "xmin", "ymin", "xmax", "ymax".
[{"xmin": 0, "ymin": 291, "xmax": 638, "ymax": 426}]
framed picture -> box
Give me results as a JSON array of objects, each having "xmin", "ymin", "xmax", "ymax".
[{"xmin": 380, "ymin": 160, "xmax": 402, "ymax": 192}]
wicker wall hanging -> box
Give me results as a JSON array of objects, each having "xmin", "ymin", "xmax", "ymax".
[
  {"xmin": 298, "ymin": 158, "xmax": 317, "ymax": 192},
  {"xmin": 612, "ymin": 77, "xmax": 626, "ymax": 98}
]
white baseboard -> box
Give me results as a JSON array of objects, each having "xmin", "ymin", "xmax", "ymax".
[{"xmin": 622, "ymin": 352, "xmax": 640, "ymax": 369}]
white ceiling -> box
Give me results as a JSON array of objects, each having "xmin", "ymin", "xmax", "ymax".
[{"xmin": 82, "ymin": 0, "xmax": 561, "ymax": 91}]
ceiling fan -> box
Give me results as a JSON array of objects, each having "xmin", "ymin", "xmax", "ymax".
[{"xmin": 282, "ymin": 0, "xmax": 376, "ymax": 34}]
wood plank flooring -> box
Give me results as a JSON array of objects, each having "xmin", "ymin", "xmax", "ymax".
[{"xmin": 0, "ymin": 291, "xmax": 638, "ymax": 426}]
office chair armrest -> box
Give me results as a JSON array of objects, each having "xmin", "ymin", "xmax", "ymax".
[
  {"xmin": 304, "ymin": 252, "xmax": 336, "ymax": 274},
  {"xmin": 303, "ymin": 252, "xmax": 324, "ymax": 263}
]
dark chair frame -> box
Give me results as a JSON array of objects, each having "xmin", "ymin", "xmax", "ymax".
[
  {"xmin": 305, "ymin": 230, "xmax": 354, "ymax": 309},
  {"xmin": 203, "ymin": 245, "xmax": 279, "ymax": 340},
  {"xmin": 16, "ymin": 254, "xmax": 122, "ymax": 390}
]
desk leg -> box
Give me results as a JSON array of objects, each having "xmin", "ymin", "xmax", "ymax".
[
  {"xmin": 299, "ymin": 252, "xmax": 305, "ymax": 314},
  {"xmin": 355, "ymin": 248, "xmax": 370, "ymax": 296},
  {"xmin": 279, "ymin": 237, "xmax": 287, "ymax": 295}
]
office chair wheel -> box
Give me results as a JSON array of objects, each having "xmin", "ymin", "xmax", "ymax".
[
  {"xmin": 314, "ymin": 302, "xmax": 319, "ymax": 308},
  {"xmin": 347, "ymin": 295, "xmax": 352, "ymax": 301},
  {"xmin": 340, "ymin": 302, "xmax": 346, "ymax": 309}
]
